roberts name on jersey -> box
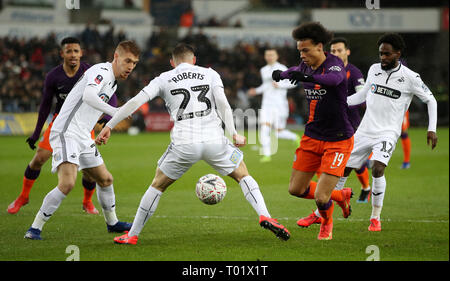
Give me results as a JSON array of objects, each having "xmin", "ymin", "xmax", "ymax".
[
  {"xmin": 141, "ymin": 63, "xmax": 225, "ymax": 145},
  {"xmin": 170, "ymin": 71, "xmax": 205, "ymax": 83}
]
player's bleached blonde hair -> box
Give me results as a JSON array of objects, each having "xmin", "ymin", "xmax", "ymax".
[{"xmin": 115, "ymin": 40, "xmax": 141, "ymax": 57}]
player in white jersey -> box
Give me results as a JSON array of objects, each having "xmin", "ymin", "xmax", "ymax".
[
  {"xmin": 334, "ymin": 33, "xmax": 438, "ymax": 232},
  {"xmin": 24, "ymin": 41, "xmax": 141, "ymax": 240},
  {"xmin": 248, "ymin": 49, "xmax": 299, "ymax": 162},
  {"xmin": 95, "ymin": 43, "xmax": 291, "ymax": 245}
]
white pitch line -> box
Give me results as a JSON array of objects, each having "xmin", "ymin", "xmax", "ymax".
[
  {"xmin": 152, "ymin": 215, "xmax": 449, "ymax": 224},
  {"xmin": 63, "ymin": 213, "xmax": 448, "ymax": 223}
]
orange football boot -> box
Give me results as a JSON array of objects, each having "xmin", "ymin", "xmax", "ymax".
[
  {"xmin": 259, "ymin": 215, "xmax": 290, "ymax": 241},
  {"xmin": 296, "ymin": 210, "xmax": 322, "ymax": 227},
  {"xmin": 318, "ymin": 222, "xmax": 333, "ymax": 240},
  {"xmin": 114, "ymin": 232, "xmax": 138, "ymax": 245},
  {"xmin": 82, "ymin": 201, "xmax": 99, "ymax": 214},
  {"xmin": 368, "ymin": 218, "xmax": 381, "ymax": 232},
  {"xmin": 7, "ymin": 197, "xmax": 29, "ymax": 214},
  {"xmin": 336, "ymin": 188, "xmax": 353, "ymax": 218}
]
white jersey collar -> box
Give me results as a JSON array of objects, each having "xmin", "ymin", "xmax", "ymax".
[{"xmin": 176, "ymin": 62, "xmax": 194, "ymax": 69}]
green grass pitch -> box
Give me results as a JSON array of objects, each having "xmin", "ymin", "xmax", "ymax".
[{"xmin": 0, "ymin": 128, "xmax": 448, "ymax": 261}]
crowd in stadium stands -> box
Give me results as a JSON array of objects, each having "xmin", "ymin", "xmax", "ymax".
[
  {"xmin": 0, "ymin": 35, "xmax": 59, "ymax": 112},
  {"xmin": 0, "ymin": 26, "xmax": 304, "ymax": 123}
]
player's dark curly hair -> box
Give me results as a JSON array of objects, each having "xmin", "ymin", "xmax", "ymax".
[
  {"xmin": 292, "ymin": 22, "xmax": 333, "ymax": 45},
  {"xmin": 60, "ymin": 37, "xmax": 81, "ymax": 47},
  {"xmin": 377, "ymin": 33, "xmax": 406, "ymax": 53},
  {"xmin": 330, "ymin": 37, "xmax": 349, "ymax": 49}
]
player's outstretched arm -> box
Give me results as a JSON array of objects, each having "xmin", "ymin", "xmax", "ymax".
[
  {"xmin": 101, "ymin": 90, "xmax": 150, "ymax": 139},
  {"xmin": 347, "ymin": 81, "xmax": 371, "ymax": 106}
]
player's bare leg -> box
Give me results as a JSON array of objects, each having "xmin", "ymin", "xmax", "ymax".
[
  {"xmin": 289, "ymin": 169, "xmax": 315, "ymax": 197},
  {"xmin": 297, "ymin": 167, "xmax": 353, "ymax": 227},
  {"xmin": 114, "ymin": 168, "xmax": 174, "ymax": 245},
  {"xmin": 229, "ymin": 161, "xmax": 290, "ymax": 240},
  {"xmin": 149, "ymin": 167, "xmax": 176, "ymax": 192},
  {"xmin": 29, "ymin": 147, "xmax": 52, "ymax": 170},
  {"xmin": 309, "ymin": 173, "xmax": 341, "ymax": 240},
  {"xmin": 289, "ymin": 169, "xmax": 351, "ymax": 240}
]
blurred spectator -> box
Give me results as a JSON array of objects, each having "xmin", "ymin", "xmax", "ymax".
[
  {"xmin": 124, "ymin": 0, "xmax": 134, "ymax": 8},
  {"xmin": 0, "ymin": 28, "xmax": 301, "ymax": 120},
  {"xmin": 1, "ymin": 26, "xmax": 445, "ymax": 128},
  {"xmin": 180, "ymin": 8, "xmax": 194, "ymax": 27}
]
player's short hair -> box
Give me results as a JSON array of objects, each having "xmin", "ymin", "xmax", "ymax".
[
  {"xmin": 265, "ymin": 48, "xmax": 278, "ymax": 53},
  {"xmin": 330, "ymin": 37, "xmax": 349, "ymax": 49},
  {"xmin": 377, "ymin": 33, "xmax": 406, "ymax": 53},
  {"xmin": 61, "ymin": 37, "xmax": 81, "ymax": 47},
  {"xmin": 172, "ymin": 43, "xmax": 195, "ymax": 59},
  {"xmin": 116, "ymin": 40, "xmax": 141, "ymax": 57},
  {"xmin": 292, "ymin": 22, "xmax": 333, "ymax": 46}
]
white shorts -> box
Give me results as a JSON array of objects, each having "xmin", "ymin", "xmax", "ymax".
[
  {"xmin": 158, "ymin": 137, "xmax": 244, "ymax": 180},
  {"xmin": 259, "ymin": 107, "xmax": 288, "ymax": 129},
  {"xmin": 346, "ymin": 132, "xmax": 397, "ymax": 169},
  {"xmin": 49, "ymin": 132, "xmax": 103, "ymax": 173}
]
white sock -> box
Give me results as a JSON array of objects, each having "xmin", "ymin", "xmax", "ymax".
[
  {"xmin": 259, "ymin": 124, "xmax": 271, "ymax": 157},
  {"xmin": 314, "ymin": 209, "xmax": 321, "ymax": 217},
  {"xmin": 239, "ymin": 176, "xmax": 270, "ymax": 218},
  {"xmin": 96, "ymin": 184, "xmax": 118, "ymax": 226},
  {"xmin": 335, "ymin": 176, "xmax": 348, "ymax": 190},
  {"xmin": 371, "ymin": 175, "xmax": 386, "ymax": 220},
  {"xmin": 277, "ymin": 129, "xmax": 298, "ymax": 141},
  {"xmin": 128, "ymin": 186, "xmax": 162, "ymax": 237},
  {"xmin": 31, "ymin": 187, "xmax": 66, "ymax": 230}
]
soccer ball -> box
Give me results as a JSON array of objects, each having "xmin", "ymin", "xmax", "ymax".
[{"xmin": 195, "ymin": 174, "xmax": 227, "ymax": 205}]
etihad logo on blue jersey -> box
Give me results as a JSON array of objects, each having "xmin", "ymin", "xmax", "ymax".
[
  {"xmin": 370, "ymin": 84, "xmax": 401, "ymax": 99},
  {"xmin": 304, "ymin": 88, "xmax": 327, "ymax": 100}
]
